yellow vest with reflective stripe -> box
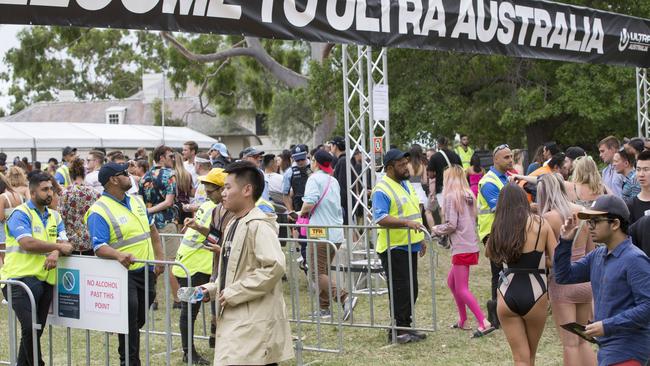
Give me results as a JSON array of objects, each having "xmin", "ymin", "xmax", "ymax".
[
  {"xmin": 256, "ymin": 197, "xmax": 275, "ymax": 213},
  {"xmin": 454, "ymin": 146, "xmax": 475, "ymax": 169},
  {"xmin": 56, "ymin": 164, "xmax": 71, "ymax": 188},
  {"xmin": 172, "ymin": 200, "xmax": 216, "ymax": 277},
  {"xmin": 477, "ymin": 170, "xmax": 506, "ymax": 241},
  {"xmin": 372, "ymin": 176, "xmax": 425, "ymax": 254},
  {"xmin": 84, "ymin": 195, "xmax": 153, "ymax": 270},
  {"xmin": 1, "ymin": 203, "xmax": 61, "ymax": 285}
]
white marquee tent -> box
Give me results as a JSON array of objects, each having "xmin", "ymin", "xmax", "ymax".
[{"xmin": 0, "ymin": 122, "xmax": 218, "ymax": 150}]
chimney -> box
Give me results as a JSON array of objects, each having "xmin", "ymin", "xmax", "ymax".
[
  {"xmin": 142, "ymin": 73, "xmax": 164, "ymax": 104},
  {"xmin": 58, "ymin": 90, "xmax": 76, "ymax": 102}
]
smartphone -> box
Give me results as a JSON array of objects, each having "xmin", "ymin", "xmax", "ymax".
[{"xmin": 561, "ymin": 322, "xmax": 600, "ymax": 345}]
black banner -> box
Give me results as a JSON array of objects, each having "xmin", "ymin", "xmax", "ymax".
[{"xmin": 1, "ymin": 0, "xmax": 649, "ymax": 67}]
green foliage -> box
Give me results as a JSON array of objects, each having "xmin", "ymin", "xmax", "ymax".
[
  {"xmin": 165, "ymin": 35, "xmax": 308, "ymax": 118},
  {"xmin": 385, "ymin": 0, "xmax": 649, "ymax": 152},
  {"xmin": 2, "ymin": 27, "xmax": 167, "ymax": 114}
]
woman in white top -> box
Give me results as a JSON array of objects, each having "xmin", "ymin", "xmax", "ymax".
[{"xmin": 300, "ymin": 150, "xmax": 357, "ymax": 320}]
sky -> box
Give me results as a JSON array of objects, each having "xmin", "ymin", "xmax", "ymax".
[{"xmin": 0, "ymin": 25, "xmax": 23, "ymax": 113}]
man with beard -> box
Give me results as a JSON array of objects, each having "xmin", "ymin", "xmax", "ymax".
[
  {"xmin": 371, "ymin": 149, "xmax": 427, "ymax": 344},
  {"xmin": 86, "ymin": 162, "xmax": 164, "ymax": 366},
  {"xmin": 1, "ymin": 172, "xmax": 74, "ymax": 366}
]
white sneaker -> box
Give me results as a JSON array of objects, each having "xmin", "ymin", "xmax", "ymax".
[{"xmin": 1, "ymin": 299, "xmax": 7, "ymax": 305}]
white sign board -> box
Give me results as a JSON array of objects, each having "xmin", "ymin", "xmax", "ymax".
[
  {"xmin": 48, "ymin": 256, "xmax": 129, "ymax": 334},
  {"xmin": 372, "ymin": 84, "xmax": 389, "ymax": 121}
]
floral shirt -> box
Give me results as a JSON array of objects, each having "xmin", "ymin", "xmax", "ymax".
[
  {"xmin": 139, "ymin": 166, "xmax": 177, "ymax": 229},
  {"xmin": 57, "ymin": 183, "xmax": 101, "ymax": 251}
]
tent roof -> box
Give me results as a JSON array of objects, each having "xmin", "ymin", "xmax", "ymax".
[{"xmin": 0, "ymin": 122, "xmax": 217, "ymax": 149}]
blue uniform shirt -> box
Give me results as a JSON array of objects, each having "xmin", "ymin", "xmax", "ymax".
[
  {"xmin": 87, "ymin": 192, "xmax": 153, "ymax": 252},
  {"xmin": 7, "ymin": 200, "xmax": 66, "ymax": 241},
  {"xmin": 554, "ymin": 237, "xmax": 650, "ymax": 365},
  {"xmin": 372, "ymin": 179, "xmax": 421, "ymax": 252},
  {"xmin": 479, "ymin": 167, "xmax": 509, "ymax": 211}
]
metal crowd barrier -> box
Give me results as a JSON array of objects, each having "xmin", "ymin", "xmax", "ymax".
[
  {"xmin": 279, "ymin": 223, "xmax": 439, "ymax": 352},
  {"xmin": 0, "ymin": 279, "xmax": 39, "ymax": 366},
  {"xmin": 1, "ymin": 225, "xmax": 439, "ymax": 366},
  {"xmin": 0, "ymin": 249, "xmax": 200, "ymax": 366}
]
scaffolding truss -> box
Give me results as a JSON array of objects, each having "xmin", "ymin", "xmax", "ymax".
[
  {"xmin": 342, "ymin": 45, "xmax": 389, "ymax": 293},
  {"xmin": 638, "ymin": 68, "xmax": 650, "ymax": 139}
]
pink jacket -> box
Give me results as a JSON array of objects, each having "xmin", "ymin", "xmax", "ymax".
[{"xmin": 432, "ymin": 192, "xmax": 480, "ymax": 256}]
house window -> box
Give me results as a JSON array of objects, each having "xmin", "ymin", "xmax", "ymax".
[
  {"xmin": 255, "ymin": 114, "xmax": 268, "ymax": 136},
  {"xmin": 108, "ymin": 113, "xmax": 120, "ymax": 124}
]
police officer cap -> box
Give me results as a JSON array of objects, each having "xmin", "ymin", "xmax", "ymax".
[
  {"xmin": 99, "ymin": 162, "xmax": 129, "ymax": 186},
  {"xmin": 383, "ymin": 149, "xmax": 410, "ymax": 166}
]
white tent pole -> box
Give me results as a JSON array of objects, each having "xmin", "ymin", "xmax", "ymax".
[{"xmin": 162, "ymin": 72, "xmax": 166, "ymax": 145}]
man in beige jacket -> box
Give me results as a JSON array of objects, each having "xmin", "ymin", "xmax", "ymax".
[{"xmin": 201, "ymin": 161, "xmax": 294, "ymax": 366}]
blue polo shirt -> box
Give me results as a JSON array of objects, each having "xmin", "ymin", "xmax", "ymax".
[
  {"xmin": 371, "ymin": 179, "xmax": 421, "ymax": 252},
  {"xmin": 479, "ymin": 167, "xmax": 509, "ymax": 211},
  {"xmin": 6, "ymin": 200, "xmax": 66, "ymax": 241},
  {"xmin": 554, "ymin": 237, "xmax": 650, "ymax": 365},
  {"xmin": 87, "ymin": 192, "xmax": 154, "ymax": 252}
]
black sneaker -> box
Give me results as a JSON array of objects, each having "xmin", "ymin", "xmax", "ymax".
[
  {"xmin": 406, "ymin": 329, "xmax": 427, "ymax": 341},
  {"xmin": 173, "ymin": 301, "xmax": 182, "ymax": 309},
  {"xmin": 151, "ymin": 301, "xmax": 159, "ymax": 311},
  {"xmin": 387, "ymin": 330, "xmax": 418, "ymax": 344},
  {"xmin": 183, "ymin": 353, "xmax": 210, "ymax": 365}
]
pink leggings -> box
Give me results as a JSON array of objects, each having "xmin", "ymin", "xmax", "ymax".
[{"xmin": 447, "ymin": 264, "xmax": 487, "ymax": 328}]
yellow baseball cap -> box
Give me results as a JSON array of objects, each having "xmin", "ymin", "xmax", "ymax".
[{"xmin": 199, "ymin": 168, "xmax": 227, "ymax": 187}]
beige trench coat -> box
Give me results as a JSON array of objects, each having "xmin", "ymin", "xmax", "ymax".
[{"xmin": 204, "ymin": 207, "xmax": 294, "ymax": 366}]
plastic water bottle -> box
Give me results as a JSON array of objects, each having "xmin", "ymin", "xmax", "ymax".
[{"xmin": 177, "ymin": 287, "xmax": 204, "ymax": 304}]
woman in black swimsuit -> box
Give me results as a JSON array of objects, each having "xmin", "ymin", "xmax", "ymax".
[{"xmin": 486, "ymin": 184, "xmax": 556, "ymax": 366}]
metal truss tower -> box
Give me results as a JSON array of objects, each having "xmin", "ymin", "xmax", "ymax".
[
  {"xmin": 342, "ymin": 45, "xmax": 389, "ymax": 294},
  {"xmin": 638, "ymin": 68, "xmax": 650, "ymax": 139}
]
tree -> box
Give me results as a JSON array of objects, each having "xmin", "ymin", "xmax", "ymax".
[
  {"xmin": 161, "ymin": 33, "xmax": 339, "ymax": 145},
  {"xmin": 1, "ymin": 27, "xmax": 167, "ymax": 113}
]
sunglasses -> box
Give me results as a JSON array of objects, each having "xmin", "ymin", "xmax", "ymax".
[
  {"xmin": 113, "ymin": 171, "xmax": 129, "ymax": 178},
  {"xmin": 587, "ymin": 217, "xmax": 615, "ymax": 228},
  {"xmin": 493, "ymin": 144, "xmax": 510, "ymax": 155}
]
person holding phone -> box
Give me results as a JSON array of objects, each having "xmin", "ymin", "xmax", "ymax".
[
  {"xmin": 555, "ymin": 195, "xmax": 650, "ymax": 366},
  {"xmin": 172, "ymin": 168, "xmax": 228, "ymax": 365}
]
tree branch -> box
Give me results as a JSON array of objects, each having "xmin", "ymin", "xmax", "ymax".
[{"xmin": 161, "ymin": 32, "xmax": 309, "ymax": 89}]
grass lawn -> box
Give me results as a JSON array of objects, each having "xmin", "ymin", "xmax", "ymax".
[{"xmin": 0, "ymin": 243, "xmax": 579, "ymax": 365}]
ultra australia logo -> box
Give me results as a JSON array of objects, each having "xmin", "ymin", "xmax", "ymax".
[{"xmin": 619, "ymin": 28, "xmax": 650, "ymax": 52}]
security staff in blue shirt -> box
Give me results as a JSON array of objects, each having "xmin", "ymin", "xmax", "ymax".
[
  {"xmin": 1, "ymin": 172, "xmax": 73, "ymax": 366},
  {"xmin": 86, "ymin": 163, "xmax": 164, "ymax": 366},
  {"xmin": 555, "ymin": 195, "xmax": 650, "ymax": 366},
  {"xmin": 478, "ymin": 144, "xmax": 512, "ymax": 328}
]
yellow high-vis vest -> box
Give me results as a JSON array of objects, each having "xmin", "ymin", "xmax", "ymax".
[
  {"xmin": 56, "ymin": 164, "xmax": 71, "ymax": 188},
  {"xmin": 1, "ymin": 203, "xmax": 62, "ymax": 285},
  {"xmin": 372, "ymin": 176, "xmax": 425, "ymax": 254},
  {"xmin": 84, "ymin": 195, "xmax": 153, "ymax": 270},
  {"xmin": 477, "ymin": 170, "xmax": 506, "ymax": 241},
  {"xmin": 256, "ymin": 197, "xmax": 275, "ymax": 213},
  {"xmin": 454, "ymin": 146, "xmax": 475, "ymax": 170},
  {"xmin": 172, "ymin": 201, "xmax": 217, "ymax": 278}
]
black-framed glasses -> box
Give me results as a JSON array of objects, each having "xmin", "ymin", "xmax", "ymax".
[
  {"xmin": 587, "ymin": 217, "xmax": 614, "ymax": 228},
  {"xmin": 493, "ymin": 144, "xmax": 510, "ymax": 155}
]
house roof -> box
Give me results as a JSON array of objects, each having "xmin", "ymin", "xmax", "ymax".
[{"xmin": 1, "ymin": 78, "xmax": 258, "ymax": 138}]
